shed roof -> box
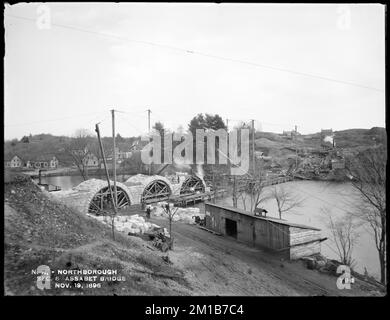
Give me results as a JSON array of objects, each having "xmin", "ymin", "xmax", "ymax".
[{"xmin": 205, "ymin": 203, "xmax": 321, "ymax": 231}]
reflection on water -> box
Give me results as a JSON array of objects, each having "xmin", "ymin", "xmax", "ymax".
[
  {"xmin": 41, "ymin": 176, "xmax": 380, "ymax": 279},
  {"xmin": 38, "ymin": 175, "xmax": 129, "ymax": 191}
]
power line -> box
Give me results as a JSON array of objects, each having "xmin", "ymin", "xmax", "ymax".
[
  {"xmin": 5, "ymin": 14, "xmax": 384, "ymax": 93},
  {"xmin": 5, "ymin": 111, "xmax": 107, "ymax": 127},
  {"xmin": 115, "ymin": 112, "xmax": 146, "ymax": 135}
]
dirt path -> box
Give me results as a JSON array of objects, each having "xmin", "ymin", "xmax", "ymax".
[{"xmin": 148, "ymin": 216, "xmax": 376, "ymax": 296}]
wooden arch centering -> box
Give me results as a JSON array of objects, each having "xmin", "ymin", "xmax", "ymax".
[
  {"xmin": 180, "ymin": 175, "xmax": 205, "ymax": 195},
  {"xmin": 141, "ymin": 180, "xmax": 171, "ymax": 203},
  {"xmin": 88, "ymin": 185, "xmax": 131, "ymax": 214}
]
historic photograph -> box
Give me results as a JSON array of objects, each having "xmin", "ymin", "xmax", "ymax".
[{"xmin": 4, "ymin": 3, "xmax": 386, "ymax": 298}]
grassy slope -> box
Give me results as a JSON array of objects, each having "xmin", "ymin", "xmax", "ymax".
[
  {"xmin": 4, "ymin": 173, "xmax": 193, "ymax": 295},
  {"xmin": 254, "ymin": 128, "xmax": 386, "ymax": 166}
]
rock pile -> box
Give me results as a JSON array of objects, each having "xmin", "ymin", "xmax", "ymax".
[
  {"xmin": 301, "ymin": 254, "xmax": 341, "ymax": 275},
  {"xmin": 151, "ymin": 203, "xmax": 205, "ymax": 224},
  {"xmin": 86, "ymin": 213, "xmax": 170, "ymax": 237}
]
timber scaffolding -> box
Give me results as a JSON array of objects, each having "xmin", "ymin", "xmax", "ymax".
[
  {"xmin": 167, "ymin": 189, "xmax": 227, "ymax": 207},
  {"xmin": 236, "ymin": 176, "xmax": 294, "ymax": 191},
  {"xmin": 142, "ymin": 189, "xmax": 227, "ymax": 206}
]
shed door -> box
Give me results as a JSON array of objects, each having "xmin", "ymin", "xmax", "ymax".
[{"xmin": 225, "ymin": 218, "xmax": 237, "ymax": 239}]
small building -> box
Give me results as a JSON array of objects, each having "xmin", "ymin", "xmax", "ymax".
[
  {"xmin": 283, "ymin": 127, "xmax": 301, "ymax": 140},
  {"xmin": 331, "ymin": 158, "xmax": 345, "ymax": 170},
  {"xmin": 82, "ymin": 153, "xmax": 99, "ymax": 168},
  {"xmin": 4, "ymin": 155, "xmax": 23, "ymax": 168},
  {"xmin": 204, "ymin": 203, "xmax": 326, "ymax": 260},
  {"xmin": 29, "ymin": 156, "xmax": 59, "ymax": 169}
]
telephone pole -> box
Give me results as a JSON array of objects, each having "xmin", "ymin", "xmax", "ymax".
[
  {"xmin": 251, "ymin": 119, "xmax": 255, "ymax": 176},
  {"xmin": 111, "ymin": 109, "xmax": 117, "ymax": 208},
  {"xmin": 147, "ymin": 109, "xmax": 151, "ymax": 133},
  {"xmin": 147, "ymin": 108, "xmax": 152, "ymax": 175},
  {"xmin": 95, "ymin": 123, "xmax": 116, "ymax": 240}
]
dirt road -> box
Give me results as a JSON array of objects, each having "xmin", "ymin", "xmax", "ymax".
[{"xmin": 148, "ymin": 216, "xmax": 379, "ymax": 296}]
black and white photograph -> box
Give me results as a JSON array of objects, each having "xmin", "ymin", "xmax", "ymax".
[{"xmin": 3, "ymin": 2, "xmax": 386, "ymax": 300}]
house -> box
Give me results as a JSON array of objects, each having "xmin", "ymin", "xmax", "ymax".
[
  {"xmin": 283, "ymin": 128, "xmax": 301, "ymax": 140},
  {"xmin": 204, "ymin": 203, "xmax": 326, "ymax": 260},
  {"xmin": 29, "ymin": 156, "xmax": 59, "ymax": 169},
  {"xmin": 4, "ymin": 155, "xmax": 23, "ymax": 168},
  {"xmin": 82, "ymin": 153, "xmax": 99, "ymax": 168},
  {"xmin": 254, "ymin": 151, "xmax": 264, "ymax": 159},
  {"xmin": 117, "ymin": 151, "xmax": 133, "ymax": 160},
  {"xmin": 331, "ymin": 157, "xmax": 345, "ymax": 170}
]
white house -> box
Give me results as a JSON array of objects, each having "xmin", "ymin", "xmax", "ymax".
[
  {"xmin": 29, "ymin": 156, "xmax": 59, "ymax": 169},
  {"xmin": 82, "ymin": 153, "xmax": 99, "ymax": 167},
  {"xmin": 4, "ymin": 155, "xmax": 23, "ymax": 168}
]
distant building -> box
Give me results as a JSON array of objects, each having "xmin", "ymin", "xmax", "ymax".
[
  {"xmin": 283, "ymin": 127, "xmax": 301, "ymax": 139},
  {"xmin": 117, "ymin": 151, "xmax": 133, "ymax": 160},
  {"xmin": 321, "ymin": 129, "xmax": 334, "ymax": 148},
  {"xmin": 29, "ymin": 156, "xmax": 59, "ymax": 169},
  {"xmin": 331, "ymin": 158, "xmax": 345, "ymax": 170},
  {"xmin": 4, "ymin": 155, "xmax": 23, "ymax": 168},
  {"xmin": 130, "ymin": 139, "xmax": 149, "ymax": 151},
  {"xmin": 254, "ymin": 151, "xmax": 264, "ymax": 159},
  {"xmin": 82, "ymin": 153, "xmax": 99, "ymax": 167}
]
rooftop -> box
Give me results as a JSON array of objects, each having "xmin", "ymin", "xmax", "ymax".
[{"xmin": 205, "ymin": 202, "xmax": 321, "ymax": 231}]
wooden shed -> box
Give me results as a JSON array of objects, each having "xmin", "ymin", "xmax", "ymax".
[{"xmin": 204, "ymin": 203, "xmax": 326, "ymax": 260}]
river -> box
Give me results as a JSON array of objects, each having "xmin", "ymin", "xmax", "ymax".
[{"xmin": 40, "ymin": 176, "xmax": 380, "ymax": 279}]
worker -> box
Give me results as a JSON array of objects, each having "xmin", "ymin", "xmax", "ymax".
[{"xmin": 145, "ymin": 205, "xmax": 151, "ymax": 219}]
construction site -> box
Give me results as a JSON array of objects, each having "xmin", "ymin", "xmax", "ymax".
[{"xmin": 4, "ymin": 3, "xmax": 386, "ymax": 299}]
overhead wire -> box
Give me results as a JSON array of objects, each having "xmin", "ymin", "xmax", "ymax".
[
  {"xmin": 5, "ymin": 111, "xmax": 107, "ymax": 127},
  {"xmin": 5, "ymin": 13, "xmax": 384, "ymax": 93}
]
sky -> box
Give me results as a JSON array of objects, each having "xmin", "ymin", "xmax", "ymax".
[{"xmin": 4, "ymin": 3, "xmax": 386, "ymax": 140}]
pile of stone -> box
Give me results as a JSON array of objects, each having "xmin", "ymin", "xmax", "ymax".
[
  {"xmin": 301, "ymin": 254, "xmax": 341, "ymax": 275},
  {"xmin": 151, "ymin": 203, "xmax": 205, "ymax": 225},
  {"xmin": 86, "ymin": 213, "xmax": 169, "ymax": 237},
  {"xmin": 125, "ymin": 174, "xmax": 149, "ymax": 186}
]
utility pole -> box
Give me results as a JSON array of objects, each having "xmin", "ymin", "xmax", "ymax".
[
  {"xmin": 147, "ymin": 109, "xmax": 151, "ymax": 133},
  {"xmin": 147, "ymin": 108, "xmax": 151, "ymax": 176},
  {"xmin": 232, "ymin": 176, "xmax": 237, "ymax": 208},
  {"xmin": 212, "ymin": 169, "xmax": 216, "ymax": 204},
  {"xmin": 251, "ymin": 119, "xmax": 255, "ymax": 176},
  {"xmin": 111, "ymin": 109, "xmax": 117, "ymax": 208},
  {"xmin": 95, "ymin": 123, "xmax": 116, "ymax": 241},
  {"xmin": 226, "ymin": 118, "xmax": 229, "ymax": 131}
]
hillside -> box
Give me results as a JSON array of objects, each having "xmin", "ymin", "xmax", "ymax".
[
  {"xmin": 5, "ymin": 128, "xmax": 385, "ymax": 162},
  {"xmin": 4, "ymin": 172, "xmax": 192, "ymax": 295},
  {"xmin": 253, "ymin": 127, "xmax": 386, "ymax": 175},
  {"xmin": 4, "ymin": 172, "xmax": 384, "ymax": 296}
]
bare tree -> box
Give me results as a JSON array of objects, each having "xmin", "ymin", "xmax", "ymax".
[
  {"xmin": 322, "ymin": 208, "xmax": 360, "ymax": 267},
  {"xmin": 64, "ymin": 129, "xmax": 94, "ymax": 180},
  {"xmin": 248, "ymin": 177, "xmax": 270, "ymax": 213},
  {"xmin": 233, "ymin": 173, "xmax": 270, "ymax": 213},
  {"xmin": 270, "ymin": 185, "xmax": 305, "ymax": 219},
  {"xmin": 347, "ymin": 146, "xmax": 386, "ymax": 284}
]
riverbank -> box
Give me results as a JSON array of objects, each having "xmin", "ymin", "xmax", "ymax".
[
  {"xmin": 21, "ymin": 167, "xmax": 132, "ymax": 178},
  {"xmin": 30, "ymin": 172, "xmax": 382, "ymax": 280},
  {"xmin": 4, "ymin": 174, "xmax": 384, "ymax": 296}
]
